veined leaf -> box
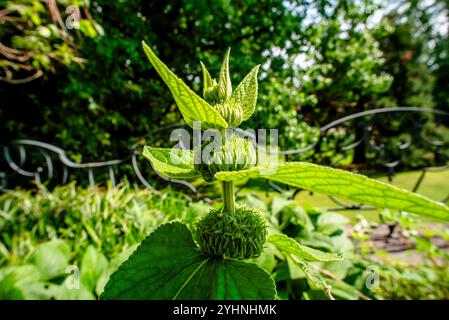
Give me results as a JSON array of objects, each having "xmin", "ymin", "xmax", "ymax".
[
  {"xmin": 268, "ymin": 234, "xmax": 343, "ymax": 262},
  {"xmin": 142, "ymin": 42, "xmax": 227, "ymax": 129},
  {"xmin": 261, "ymin": 162, "xmax": 449, "ymax": 221},
  {"xmin": 218, "ymin": 48, "xmax": 232, "ymax": 100},
  {"xmin": 215, "ymin": 162, "xmax": 449, "ymax": 221},
  {"xmin": 101, "ymin": 222, "xmax": 276, "ymax": 300},
  {"xmin": 232, "ymin": 65, "xmax": 260, "ymax": 121},
  {"xmin": 142, "ymin": 146, "xmax": 200, "ymax": 179}
]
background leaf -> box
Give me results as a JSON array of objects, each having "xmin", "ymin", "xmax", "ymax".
[
  {"xmin": 80, "ymin": 246, "xmax": 109, "ymax": 292},
  {"xmin": 260, "ymin": 162, "xmax": 449, "ymax": 221}
]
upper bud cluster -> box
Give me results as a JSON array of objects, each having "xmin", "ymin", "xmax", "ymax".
[{"xmin": 201, "ymin": 48, "xmax": 245, "ymax": 127}]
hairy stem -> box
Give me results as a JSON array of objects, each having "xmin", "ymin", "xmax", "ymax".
[{"xmin": 222, "ymin": 181, "xmax": 235, "ymax": 214}]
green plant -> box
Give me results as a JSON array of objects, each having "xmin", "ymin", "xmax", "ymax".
[{"xmin": 100, "ymin": 43, "xmax": 449, "ymax": 300}]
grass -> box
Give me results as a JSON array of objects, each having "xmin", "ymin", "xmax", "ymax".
[{"xmin": 0, "ymin": 183, "xmax": 201, "ymax": 266}]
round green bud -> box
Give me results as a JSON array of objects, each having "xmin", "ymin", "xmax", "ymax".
[
  {"xmin": 214, "ymin": 99, "xmax": 243, "ymax": 127},
  {"xmin": 194, "ymin": 134, "xmax": 257, "ymax": 182},
  {"xmin": 194, "ymin": 206, "xmax": 267, "ymax": 260}
]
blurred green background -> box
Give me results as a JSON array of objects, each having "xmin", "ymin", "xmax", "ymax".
[{"xmin": 1, "ymin": 0, "xmax": 449, "ymax": 300}]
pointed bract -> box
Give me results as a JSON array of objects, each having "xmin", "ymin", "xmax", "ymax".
[
  {"xmin": 215, "ymin": 162, "xmax": 449, "ymax": 221},
  {"xmin": 218, "ymin": 47, "xmax": 232, "ymax": 100}
]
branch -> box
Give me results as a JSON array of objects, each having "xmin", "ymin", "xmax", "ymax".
[{"xmin": 0, "ymin": 70, "xmax": 43, "ymax": 84}]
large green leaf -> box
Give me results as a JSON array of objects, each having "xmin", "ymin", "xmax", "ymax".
[
  {"xmin": 216, "ymin": 162, "xmax": 449, "ymax": 221},
  {"xmin": 232, "ymin": 64, "xmax": 260, "ymax": 121},
  {"xmin": 142, "ymin": 146, "xmax": 200, "ymax": 179},
  {"xmin": 101, "ymin": 222, "xmax": 276, "ymax": 300},
  {"xmin": 142, "ymin": 42, "xmax": 228, "ymax": 129},
  {"xmin": 268, "ymin": 234, "xmax": 343, "ymax": 262}
]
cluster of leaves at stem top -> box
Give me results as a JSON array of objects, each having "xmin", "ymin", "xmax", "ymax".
[{"xmin": 101, "ymin": 42, "xmax": 449, "ymax": 301}]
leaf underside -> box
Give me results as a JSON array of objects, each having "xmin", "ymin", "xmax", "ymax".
[
  {"xmin": 215, "ymin": 162, "xmax": 449, "ymax": 221},
  {"xmin": 100, "ymin": 222, "xmax": 276, "ymax": 300},
  {"xmin": 142, "ymin": 42, "xmax": 227, "ymax": 129}
]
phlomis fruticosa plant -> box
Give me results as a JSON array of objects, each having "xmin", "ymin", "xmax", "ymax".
[{"xmin": 101, "ymin": 42, "xmax": 449, "ymax": 300}]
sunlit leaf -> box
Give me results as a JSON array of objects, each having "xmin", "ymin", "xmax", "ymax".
[
  {"xmin": 268, "ymin": 233, "xmax": 343, "ymax": 262},
  {"xmin": 142, "ymin": 146, "xmax": 200, "ymax": 179},
  {"xmin": 215, "ymin": 162, "xmax": 449, "ymax": 221},
  {"xmin": 142, "ymin": 42, "xmax": 228, "ymax": 129}
]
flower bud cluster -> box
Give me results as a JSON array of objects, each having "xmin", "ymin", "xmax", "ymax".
[{"xmin": 194, "ymin": 206, "xmax": 267, "ymax": 260}]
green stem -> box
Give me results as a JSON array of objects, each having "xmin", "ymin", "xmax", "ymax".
[{"xmin": 222, "ymin": 181, "xmax": 235, "ymax": 214}]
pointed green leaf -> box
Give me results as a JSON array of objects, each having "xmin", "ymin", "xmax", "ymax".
[
  {"xmin": 260, "ymin": 162, "xmax": 449, "ymax": 221},
  {"xmin": 142, "ymin": 146, "xmax": 200, "ymax": 179},
  {"xmin": 232, "ymin": 65, "xmax": 260, "ymax": 121},
  {"xmin": 142, "ymin": 42, "xmax": 227, "ymax": 128},
  {"xmin": 200, "ymin": 61, "xmax": 215, "ymax": 99},
  {"xmin": 101, "ymin": 222, "xmax": 276, "ymax": 300},
  {"xmin": 218, "ymin": 48, "xmax": 232, "ymax": 100},
  {"xmin": 268, "ymin": 234, "xmax": 343, "ymax": 262}
]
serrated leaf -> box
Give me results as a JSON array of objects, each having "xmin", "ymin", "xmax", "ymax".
[
  {"xmin": 232, "ymin": 65, "xmax": 260, "ymax": 121},
  {"xmin": 260, "ymin": 162, "xmax": 449, "ymax": 221},
  {"xmin": 142, "ymin": 146, "xmax": 200, "ymax": 179},
  {"xmin": 217, "ymin": 162, "xmax": 449, "ymax": 221},
  {"xmin": 218, "ymin": 48, "xmax": 232, "ymax": 99},
  {"xmin": 101, "ymin": 222, "xmax": 276, "ymax": 300},
  {"xmin": 268, "ymin": 233, "xmax": 343, "ymax": 262},
  {"xmin": 142, "ymin": 42, "xmax": 227, "ymax": 129}
]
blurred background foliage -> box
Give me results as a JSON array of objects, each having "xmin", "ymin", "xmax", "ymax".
[{"xmin": 1, "ymin": 0, "xmax": 448, "ymax": 165}]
